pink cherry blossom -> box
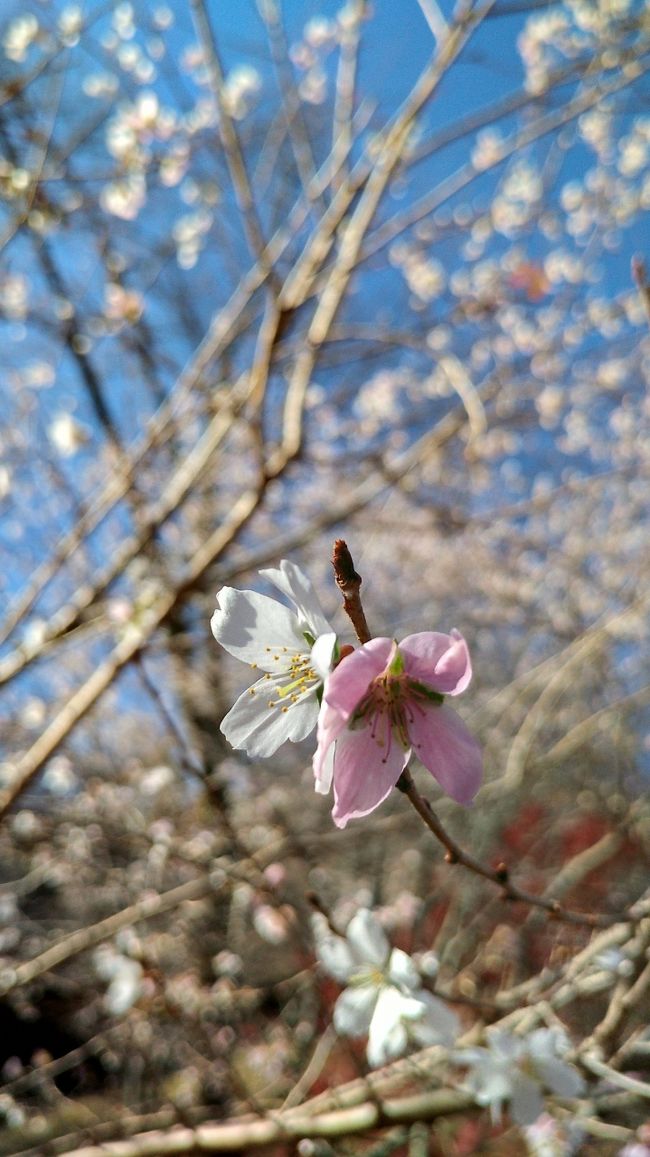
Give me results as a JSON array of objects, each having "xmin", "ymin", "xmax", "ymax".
[{"xmin": 313, "ymin": 631, "xmax": 482, "ymax": 828}]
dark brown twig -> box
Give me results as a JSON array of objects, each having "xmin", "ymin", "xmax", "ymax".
[
  {"xmin": 632, "ymin": 256, "xmax": 650, "ymax": 329},
  {"xmin": 396, "ymin": 768, "xmax": 619, "ymax": 928},
  {"xmin": 332, "ymin": 539, "xmax": 372, "ymax": 643}
]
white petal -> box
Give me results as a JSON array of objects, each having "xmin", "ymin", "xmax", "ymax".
[
  {"xmin": 534, "ymin": 1057, "xmax": 585, "ymax": 1099},
  {"xmin": 409, "ymin": 991, "xmax": 460, "ymax": 1047},
  {"xmin": 311, "ymin": 632, "xmax": 337, "ymax": 680},
  {"xmin": 346, "ymin": 909, "xmax": 390, "ymax": 967},
  {"xmin": 333, "ymin": 985, "xmax": 377, "ymax": 1037},
  {"xmin": 510, "ymin": 1073, "xmax": 545, "ymax": 1127},
  {"xmin": 367, "ymin": 988, "xmax": 410, "ymax": 1066},
  {"xmin": 211, "ymin": 586, "xmax": 304, "ymax": 669},
  {"xmin": 485, "ymin": 1029, "xmax": 525, "ymax": 1063},
  {"xmin": 220, "ymin": 678, "xmax": 318, "ymax": 756},
  {"xmin": 260, "ymin": 560, "xmax": 333, "ymax": 638},
  {"xmin": 527, "ymin": 1028, "xmax": 566, "ymax": 1062},
  {"xmin": 464, "ymin": 1054, "xmax": 513, "ymax": 1112},
  {"xmin": 311, "ymin": 914, "xmax": 355, "ymax": 982},
  {"xmin": 387, "ymin": 947, "xmax": 421, "ymax": 992}
]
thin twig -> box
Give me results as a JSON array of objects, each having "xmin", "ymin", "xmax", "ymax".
[
  {"xmin": 632, "ymin": 255, "xmax": 650, "ymax": 328},
  {"xmin": 332, "ymin": 538, "xmax": 372, "ymax": 643},
  {"xmin": 396, "ymin": 768, "xmax": 620, "ymax": 928}
]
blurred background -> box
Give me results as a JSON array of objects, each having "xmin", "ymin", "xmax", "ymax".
[{"xmin": 0, "ymin": 0, "xmax": 649, "ymax": 1152}]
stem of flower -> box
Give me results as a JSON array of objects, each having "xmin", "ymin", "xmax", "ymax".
[
  {"xmin": 395, "ymin": 768, "xmax": 621, "ymax": 929},
  {"xmin": 332, "ymin": 539, "xmax": 372, "ymax": 644}
]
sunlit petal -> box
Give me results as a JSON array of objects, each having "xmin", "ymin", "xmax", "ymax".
[
  {"xmin": 331, "ymin": 727, "xmax": 408, "ymax": 828},
  {"xmin": 401, "ymin": 629, "xmax": 472, "ymax": 695},
  {"xmin": 260, "ymin": 559, "xmax": 333, "ymax": 638},
  {"xmin": 323, "ymin": 638, "xmax": 394, "ymax": 719},
  {"xmin": 211, "ymin": 586, "xmax": 304, "ymax": 668},
  {"xmin": 409, "ymin": 703, "xmax": 483, "ymax": 804}
]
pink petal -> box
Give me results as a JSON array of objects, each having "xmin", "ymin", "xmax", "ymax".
[
  {"xmin": 408, "ymin": 702, "xmax": 482, "ymax": 805},
  {"xmin": 400, "ymin": 630, "xmax": 472, "ymax": 696},
  {"xmin": 323, "ymin": 638, "xmax": 394, "ymax": 720},
  {"xmin": 312, "ymin": 699, "xmax": 347, "ymax": 792},
  {"xmin": 331, "ymin": 726, "xmax": 409, "ymax": 828}
]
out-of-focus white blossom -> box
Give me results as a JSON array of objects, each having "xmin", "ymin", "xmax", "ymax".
[
  {"xmin": 48, "ymin": 413, "xmax": 89, "ymax": 457},
  {"xmin": 58, "ymin": 6, "xmax": 83, "ymax": 46},
  {"xmin": 104, "ymin": 283, "xmax": 144, "ymax": 326},
  {"xmin": 94, "ymin": 945, "xmax": 144, "ymax": 1016},
  {"xmin": 313, "ymin": 908, "xmax": 459, "ymax": 1068},
  {"xmin": 457, "ymin": 1027, "xmax": 585, "ymax": 1126},
  {"xmin": 3, "ymin": 15, "xmax": 39, "ymax": 62},
  {"xmin": 100, "ymin": 174, "xmax": 146, "ymax": 219},
  {"xmin": 523, "ymin": 1112, "xmax": 584, "ymax": 1156},
  {"xmin": 222, "ymin": 65, "xmax": 262, "ymax": 119},
  {"xmin": 0, "ymin": 273, "xmax": 28, "ymax": 321}
]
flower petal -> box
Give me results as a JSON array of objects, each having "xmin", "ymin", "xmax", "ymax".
[
  {"xmin": 400, "ymin": 630, "xmax": 472, "ymax": 695},
  {"xmin": 534, "ymin": 1057, "xmax": 585, "ymax": 1099},
  {"xmin": 220, "ymin": 677, "xmax": 318, "ymax": 757},
  {"xmin": 510, "ymin": 1073, "xmax": 545, "ymax": 1127},
  {"xmin": 311, "ymin": 913, "xmax": 355, "ymax": 983},
  {"xmin": 333, "ymin": 985, "xmax": 377, "ymax": 1038},
  {"xmin": 409, "ymin": 991, "xmax": 460, "ymax": 1048},
  {"xmin": 211, "ymin": 586, "xmax": 304, "ymax": 669},
  {"xmin": 323, "ymin": 638, "xmax": 395, "ymax": 719},
  {"xmin": 260, "ymin": 560, "xmax": 333, "ymax": 638},
  {"xmin": 313, "ymin": 700, "xmax": 348, "ymax": 793},
  {"xmin": 346, "ymin": 909, "xmax": 389, "ymax": 967},
  {"xmin": 311, "ymin": 632, "xmax": 337, "ymax": 680},
  {"xmin": 314, "ymin": 737, "xmax": 335, "ymax": 795},
  {"xmin": 367, "ymin": 987, "xmax": 411, "ymax": 1067},
  {"xmin": 331, "ymin": 726, "xmax": 408, "ymax": 828},
  {"xmin": 387, "ymin": 947, "xmax": 421, "ymax": 992},
  {"xmin": 408, "ymin": 703, "xmax": 483, "ymax": 805}
]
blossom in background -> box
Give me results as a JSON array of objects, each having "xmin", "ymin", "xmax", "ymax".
[
  {"xmin": 211, "ymin": 560, "xmax": 336, "ymax": 757},
  {"xmin": 456, "ymin": 1027, "xmax": 585, "ymax": 1127},
  {"xmin": 313, "ymin": 907, "xmax": 459, "ymax": 1068},
  {"xmin": 524, "ymin": 1112, "xmax": 584, "ymax": 1156},
  {"xmin": 94, "ymin": 945, "xmax": 144, "ymax": 1016},
  {"xmin": 618, "ymin": 1127, "xmax": 650, "ymax": 1157},
  {"xmin": 48, "ymin": 412, "xmax": 89, "ymax": 457},
  {"xmin": 313, "ymin": 632, "xmax": 482, "ymax": 827}
]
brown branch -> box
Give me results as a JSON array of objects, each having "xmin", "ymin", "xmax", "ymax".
[
  {"xmin": 332, "ymin": 538, "xmax": 372, "ymax": 644},
  {"xmin": 396, "ymin": 768, "xmax": 621, "ymax": 928},
  {"xmin": 632, "ymin": 255, "xmax": 650, "ymax": 329}
]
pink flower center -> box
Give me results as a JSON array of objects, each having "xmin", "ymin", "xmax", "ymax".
[
  {"xmin": 349, "ymin": 646, "xmax": 445, "ymax": 764},
  {"xmin": 353, "ymin": 672, "xmax": 419, "ymax": 762}
]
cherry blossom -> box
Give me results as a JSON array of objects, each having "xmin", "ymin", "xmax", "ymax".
[
  {"xmin": 312, "ymin": 908, "xmax": 459, "ymax": 1068},
  {"xmin": 313, "ymin": 632, "xmax": 482, "ymax": 827},
  {"xmin": 456, "ymin": 1027, "xmax": 585, "ymax": 1127},
  {"xmin": 211, "ymin": 561, "xmax": 336, "ymax": 758}
]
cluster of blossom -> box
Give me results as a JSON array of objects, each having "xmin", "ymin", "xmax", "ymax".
[
  {"xmin": 210, "ymin": 560, "xmax": 483, "ymax": 828},
  {"xmin": 311, "ymin": 905, "xmax": 587, "ymax": 1136}
]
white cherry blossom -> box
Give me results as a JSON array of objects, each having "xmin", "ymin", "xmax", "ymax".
[
  {"xmin": 313, "ymin": 908, "xmax": 459, "ymax": 1068},
  {"xmin": 457, "ymin": 1027, "xmax": 585, "ymax": 1127},
  {"xmin": 211, "ymin": 561, "xmax": 336, "ymax": 758}
]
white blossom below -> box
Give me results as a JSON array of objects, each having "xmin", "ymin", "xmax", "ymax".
[
  {"xmin": 457, "ymin": 1026, "xmax": 585, "ymax": 1127},
  {"xmin": 313, "ymin": 908, "xmax": 459, "ymax": 1068}
]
